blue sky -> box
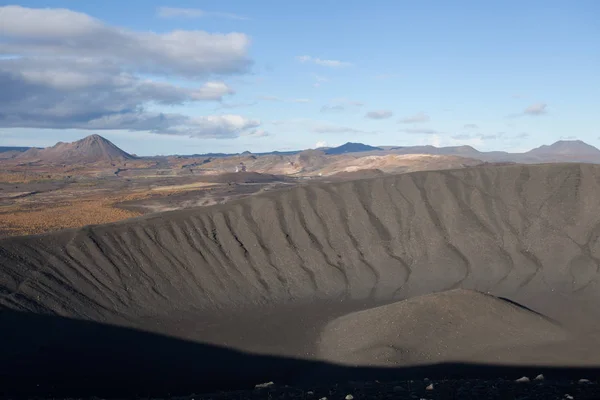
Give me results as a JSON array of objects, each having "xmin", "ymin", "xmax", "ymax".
[{"xmin": 0, "ymin": 1, "xmax": 598, "ymax": 155}]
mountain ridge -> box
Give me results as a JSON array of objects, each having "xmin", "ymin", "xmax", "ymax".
[
  {"xmin": 527, "ymin": 140, "xmax": 600, "ymax": 156},
  {"xmin": 16, "ymin": 134, "xmax": 135, "ymax": 164},
  {"xmin": 324, "ymin": 142, "xmax": 383, "ymax": 155},
  {"xmin": 5, "ymin": 134, "xmax": 600, "ymax": 165}
]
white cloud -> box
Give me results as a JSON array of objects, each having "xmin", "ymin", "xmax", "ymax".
[
  {"xmin": 321, "ymin": 98, "xmax": 364, "ymax": 113},
  {"xmin": 400, "ymin": 128, "xmax": 439, "ymax": 134},
  {"xmin": 157, "ymin": 7, "xmax": 205, "ymax": 18},
  {"xmin": 0, "ymin": 5, "xmax": 101, "ymax": 39},
  {"xmin": 164, "ymin": 115, "xmax": 260, "ymax": 138},
  {"xmin": 331, "ymin": 98, "xmax": 364, "ymax": 107},
  {"xmin": 0, "ymin": 5, "xmax": 252, "ymax": 78},
  {"xmin": 136, "ymin": 80, "xmax": 234, "ymax": 102},
  {"xmin": 463, "ymin": 123, "xmax": 478, "ymax": 129},
  {"xmin": 365, "ymin": 110, "xmax": 393, "ymax": 119},
  {"xmin": 399, "ymin": 112, "xmax": 430, "ymax": 124},
  {"xmin": 0, "ymin": 58, "xmax": 236, "ymax": 130},
  {"xmin": 133, "ymin": 79, "xmax": 234, "ymax": 103},
  {"xmin": 215, "ymin": 101, "xmax": 258, "ymax": 110},
  {"xmin": 315, "ymin": 141, "xmax": 328, "ymax": 148},
  {"xmin": 156, "ymin": 7, "xmax": 248, "ymax": 20},
  {"xmin": 314, "ymin": 75, "xmax": 329, "ymax": 83},
  {"xmin": 191, "ymin": 81, "xmax": 235, "ymax": 100},
  {"xmin": 507, "ymin": 103, "xmax": 548, "ymax": 118},
  {"xmin": 14, "ymin": 59, "xmax": 232, "ymax": 100},
  {"xmin": 0, "ymin": 5, "xmax": 256, "ymax": 137},
  {"xmin": 452, "ymin": 133, "xmax": 498, "ymax": 140},
  {"xmin": 312, "ymin": 124, "xmax": 376, "ymax": 135},
  {"xmin": 320, "ymin": 105, "xmax": 346, "ymax": 113},
  {"xmin": 258, "ymin": 95, "xmax": 281, "ymax": 102},
  {"xmin": 2, "ymin": 111, "xmax": 261, "ymax": 139},
  {"xmin": 524, "ymin": 102, "xmax": 547, "ymax": 115},
  {"xmin": 296, "ymin": 55, "xmax": 352, "ymax": 68},
  {"xmin": 244, "ymin": 129, "xmax": 270, "ymax": 138},
  {"xmin": 451, "ymin": 134, "xmax": 471, "ymax": 140},
  {"xmin": 313, "ymin": 75, "xmax": 329, "ymax": 88}
]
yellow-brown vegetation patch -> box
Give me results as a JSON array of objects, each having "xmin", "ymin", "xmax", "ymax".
[
  {"xmin": 0, "ymin": 182, "xmax": 222, "ymax": 237},
  {"xmin": 0, "ymin": 199, "xmax": 142, "ymax": 237}
]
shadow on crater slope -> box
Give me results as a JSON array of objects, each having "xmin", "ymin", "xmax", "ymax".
[
  {"xmin": 2, "ymin": 309, "xmax": 600, "ymax": 398},
  {"xmin": 2, "ymin": 163, "xmax": 600, "ymax": 396}
]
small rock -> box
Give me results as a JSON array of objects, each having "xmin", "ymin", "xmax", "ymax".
[
  {"xmin": 345, "ymin": 395, "xmax": 354, "ymax": 400},
  {"xmin": 579, "ymin": 378, "xmax": 591, "ymax": 384},
  {"xmin": 307, "ymin": 391, "xmax": 314, "ymax": 396},
  {"xmin": 319, "ymin": 397, "xmax": 328, "ymax": 400},
  {"xmin": 564, "ymin": 395, "xmax": 574, "ymax": 400},
  {"xmin": 425, "ymin": 383, "xmax": 434, "ymax": 391},
  {"xmin": 515, "ymin": 376, "xmax": 530, "ymax": 383},
  {"xmin": 534, "ymin": 374, "xmax": 545, "ymax": 381},
  {"xmin": 255, "ymin": 381, "xmax": 275, "ymax": 389}
]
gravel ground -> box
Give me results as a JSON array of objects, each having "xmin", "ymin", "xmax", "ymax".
[
  {"xmin": 20, "ymin": 378, "xmax": 600, "ymax": 400},
  {"xmin": 180, "ymin": 378, "xmax": 600, "ymax": 400}
]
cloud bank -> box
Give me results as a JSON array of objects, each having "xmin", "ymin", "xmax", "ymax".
[
  {"xmin": 156, "ymin": 7, "xmax": 248, "ymax": 20},
  {"xmin": 365, "ymin": 110, "xmax": 393, "ymax": 119},
  {"xmin": 399, "ymin": 112, "xmax": 430, "ymax": 124},
  {"xmin": 0, "ymin": 5, "xmax": 260, "ymax": 138}
]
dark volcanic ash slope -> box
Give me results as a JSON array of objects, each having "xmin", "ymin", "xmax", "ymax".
[
  {"xmin": 318, "ymin": 289, "xmax": 570, "ymax": 367},
  {"xmin": 3, "ymin": 163, "xmax": 600, "ymax": 394}
]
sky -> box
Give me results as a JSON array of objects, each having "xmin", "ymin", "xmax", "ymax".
[{"xmin": 0, "ymin": 1, "xmax": 598, "ymax": 156}]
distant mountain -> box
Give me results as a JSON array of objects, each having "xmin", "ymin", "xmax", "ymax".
[
  {"xmin": 174, "ymin": 149, "xmax": 301, "ymax": 158},
  {"xmin": 441, "ymin": 145, "xmax": 480, "ymax": 155},
  {"xmin": 0, "ymin": 146, "xmax": 33, "ymax": 153},
  {"xmin": 254, "ymin": 150, "xmax": 301, "ymax": 156},
  {"xmin": 175, "ymin": 153, "xmax": 234, "ymax": 158},
  {"xmin": 526, "ymin": 140, "xmax": 600, "ymax": 156},
  {"xmin": 163, "ymin": 139, "xmax": 600, "ymax": 166},
  {"xmin": 7, "ymin": 136, "xmax": 600, "ymax": 166},
  {"xmin": 17, "ymin": 134, "xmax": 134, "ymax": 164},
  {"xmin": 387, "ymin": 145, "xmax": 483, "ymax": 157},
  {"xmin": 381, "ymin": 140, "xmax": 600, "ymax": 164},
  {"xmin": 0, "ymin": 146, "xmax": 36, "ymax": 160},
  {"xmin": 324, "ymin": 142, "xmax": 383, "ymax": 155}
]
